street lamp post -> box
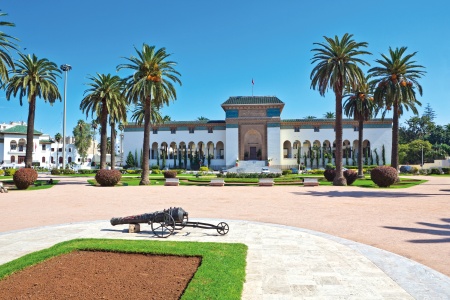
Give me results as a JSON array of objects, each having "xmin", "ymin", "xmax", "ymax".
[{"xmin": 60, "ymin": 64, "xmax": 72, "ymax": 170}]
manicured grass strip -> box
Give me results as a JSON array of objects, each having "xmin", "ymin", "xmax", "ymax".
[
  {"xmin": 1, "ymin": 180, "xmax": 60, "ymax": 191},
  {"xmin": 318, "ymin": 177, "xmax": 426, "ymax": 188},
  {"xmin": 0, "ymin": 238, "xmax": 247, "ymax": 300}
]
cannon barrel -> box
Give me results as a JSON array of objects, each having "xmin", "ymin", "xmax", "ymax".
[{"xmin": 110, "ymin": 207, "xmax": 188, "ymax": 226}]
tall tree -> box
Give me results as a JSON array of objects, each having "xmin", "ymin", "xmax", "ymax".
[
  {"xmin": 310, "ymin": 33, "xmax": 370, "ymax": 185},
  {"xmin": 90, "ymin": 119, "xmax": 98, "ymax": 157},
  {"xmin": 368, "ymin": 47, "xmax": 425, "ymax": 170},
  {"xmin": 118, "ymin": 44, "xmax": 181, "ymax": 185},
  {"xmin": 343, "ymin": 76, "xmax": 375, "ymax": 178},
  {"xmin": 304, "ymin": 115, "xmax": 317, "ymax": 119},
  {"xmin": 80, "ymin": 73, "xmax": 124, "ymax": 169},
  {"xmin": 107, "ymin": 81, "xmax": 127, "ymax": 168},
  {"xmin": 5, "ymin": 53, "xmax": 61, "ymax": 167},
  {"xmin": 0, "ymin": 12, "xmax": 18, "ymax": 86},
  {"xmin": 54, "ymin": 133, "xmax": 61, "ymax": 168},
  {"xmin": 73, "ymin": 120, "xmax": 92, "ymax": 163},
  {"xmin": 130, "ymin": 101, "xmax": 164, "ymax": 125},
  {"xmin": 197, "ymin": 116, "xmax": 209, "ymax": 120},
  {"xmin": 323, "ymin": 112, "xmax": 335, "ymax": 119}
]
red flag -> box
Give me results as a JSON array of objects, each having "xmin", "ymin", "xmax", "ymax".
[{"xmin": 252, "ymin": 79, "xmax": 254, "ymax": 85}]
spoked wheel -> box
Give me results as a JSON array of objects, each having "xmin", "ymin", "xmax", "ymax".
[
  {"xmin": 151, "ymin": 213, "xmax": 175, "ymax": 238},
  {"xmin": 174, "ymin": 214, "xmax": 189, "ymax": 230},
  {"xmin": 216, "ymin": 222, "xmax": 229, "ymax": 235}
]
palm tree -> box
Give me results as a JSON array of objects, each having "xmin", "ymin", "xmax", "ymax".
[
  {"xmin": 368, "ymin": 47, "xmax": 425, "ymax": 170},
  {"xmin": 118, "ymin": 44, "xmax": 181, "ymax": 185},
  {"xmin": 310, "ymin": 33, "xmax": 370, "ymax": 185},
  {"xmin": 197, "ymin": 116, "xmax": 209, "ymax": 121},
  {"xmin": 304, "ymin": 115, "xmax": 317, "ymax": 119},
  {"xmin": 5, "ymin": 53, "xmax": 61, "ymax": 167},
  {"xmin": 130, "ymin": 102, "xmax": 164, "ymax": 125},
  {"xmin": 90, "ymin": 119, "xmax": 98, "ymax": 158},
  {"xmin": 55, "ymin": 133, "xmax": 61, "ymax": 168},
  {"xmin": 323, "ymin": 112, "xmax": 335, "ymax": 119},
  {"xmin": 0, "ymin": 12, "xmax": 18, "ymax": 86},
  {"xmin": 80, "ymin": 73, "xmax": 124, "ymax": 169},
  {"xmin": 107, "ymin": 82, "xmax": 127, "ymax": 169},
  {"xmin": 343, "ymin": 76, "xmax": 376, "ymax": 178}
]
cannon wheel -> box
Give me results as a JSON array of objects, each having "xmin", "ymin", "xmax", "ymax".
[
  {"xmin": 151, "ymin": 213, "xmax": 175, "ymax": 238},
  {"xmin": 216, "ymin": 222, "xmax": 229, "ymax": 235},
  {"xmin": 174, "ymin": 214, "xmax": 189, "ymax": 230}
]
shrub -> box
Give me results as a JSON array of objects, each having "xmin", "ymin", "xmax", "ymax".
[
  {"xmin": 13, "ymin": 168, "xmax": 38, "ymax": 190},
  {"xmin": 151, "ymin": 165, "xmax": 160, "ymax": 170},
  {"xmin": 419, "ymin": 168, "xmax": 429, "ymax": 175},
  {"xmin": 62, "ymin": 169, "xmax": 75, "ymax": 175},
  {"xmin": 344, "ymin": 169, "xmax": 358, "ymax": 185},
  {"xmin": 399, "ymin": 165, "xmax": 412, "ymax": 174},
  {"xmin": 0, "ymin": 169, "xmax": 4, "ymax": 176},
  {"xmin": 324, "ymin": 169, "xmax": 335, "ymax": 182},
  {"xmin": 95, "ymin": 169, "xmax": 122, "ymax": 186},
  {"xmin": 126, "ymin": 169, "xmax": 142, "ymax": 174},
  {"xmin": 311, "ymin": 169, "xmax": 325, "ymax": 175},
  {"xmin": 282, "ymin": 169, "xmax": 292, "ymax": 175},
  {"xmin": 430, "ymin": 168, "xmax": 441, "ymax": 175},
  {"xmin": 163, "ymin": 170, "xmax": 177, "ymax": 178},
  {"xmin": 442, "ymin": 167, "xmax": 450, "ymax": 174},
  {"xmin": 4, "ymin": 168, "xmax": 16, "ymax": 176},
  {"xmin": 78, "ymin": 169, "xmax": 95, "ymax": 174},
  {"xmin": 371, "ymin": 166, "xmax": 398, "ymax": 187},
  {"xmin": 50, "ymin": 168, "xmax": 61, "ymax": 175},
  {"xmin": 410, "ymin": 166, "xmax": 419, "ymax": 175},
  {"xmin": 199, "ymin": 166, "xmax": 209, "ymax": 172},
  {"xmin": 325, "ymin": 163, "xmax": 335, "ymax": 170}
]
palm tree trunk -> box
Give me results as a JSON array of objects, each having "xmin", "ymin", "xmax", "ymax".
[
  {"xmin": 25, "ymin": 96, "xmax": 36, "ymax": 168},
  {"xmin": 140, "ymin": 95, "xmax": 151, "ymax": 185},
  {"xmin": 100, "ymin": 101, "xmax": 108, "ymax": 169},
  {"xmin": 391, "ymin": 100, "xmax": 399, "ymax": 170},
  {"xmin": 333, "ymin": 92, "xmax": 347, "ymax": 186},
  {"xmin": 110, "ymin": 121, "xmax": 116, "ymax": 169},
  {"xmin": 357, "ymin": 116, "xmax": 364, "ymax": 178}
]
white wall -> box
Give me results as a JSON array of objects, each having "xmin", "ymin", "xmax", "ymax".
[
  {"xmin": 225, "ymin": 127, "xmax": 238, "ymax": 166},
  {"xmin": 267, "ymin": 126, "xmax": 281, "ymax": 165}
]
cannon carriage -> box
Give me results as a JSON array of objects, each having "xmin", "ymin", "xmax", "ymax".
[{"xmin": 110, "ymin": 207, "xmax": 229, "ymax": 238}]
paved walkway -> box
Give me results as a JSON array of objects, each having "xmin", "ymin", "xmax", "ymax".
[{"xmin": 1, "ymin": 175, "xmax": 450, "ymax": 298}]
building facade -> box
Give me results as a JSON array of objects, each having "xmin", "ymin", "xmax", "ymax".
[
  {"xmin": 0, "ymin": 122, "xmax": 99, "ymax": 169},
  {"xmin": 123, "ymin": 96, "xmax": 393, "ymax": 170}
]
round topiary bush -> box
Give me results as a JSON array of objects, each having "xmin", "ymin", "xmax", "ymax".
[
  {"xmin": 95, "ymin": 169, "xmax": 122, "ymax": 186},
  {"xmin": 13, "ymin": 168, "xmax": 38, "ymax": 190},
  {"xmin": 344, "ymin": 169, "xmax": 358, "ymax": 185},
  {"xmin": 324, "ymin": 169, "xmax": 335, "ymax": 182},
  {"xmin": 163, "ymin": 170, "xmax": 177, "ymax": 178},
  {"xmin": 371, "ymin": 166, "xmax": 398, "ymax": 187}
]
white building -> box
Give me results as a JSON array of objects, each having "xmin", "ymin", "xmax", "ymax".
[
  {"xmin": 123, "ymin": 96, "xmax": 392, "ymax": 170},
  {"xmin": 0, "ymin": 122, "xmax": 99, "ymax": 169}
]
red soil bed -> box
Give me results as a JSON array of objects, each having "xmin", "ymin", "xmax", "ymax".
[{"xmin": 0, "ymin": 251, "xmax": 201, "ymax": 299}]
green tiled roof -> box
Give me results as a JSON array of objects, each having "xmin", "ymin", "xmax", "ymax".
[
  {"xmin": 222, "ymin": 96, "xmax": 284, "ymax": 105},
  {"xmin": 0, "ymin": 125, "xmax": 42, "ymax": 135}
]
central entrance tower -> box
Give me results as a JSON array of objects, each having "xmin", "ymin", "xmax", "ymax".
[{"xmin": 221, "ymin": 96, "xmax": 284, "ymax": 166}]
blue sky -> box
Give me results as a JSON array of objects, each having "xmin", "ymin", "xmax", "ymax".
[{"xmin": 1, "ymin": 0, "xmax": 449, "ymax": 138}]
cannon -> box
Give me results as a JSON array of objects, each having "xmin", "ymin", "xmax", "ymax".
[{"xmin": 110, "ymin": 207, "xmax": 229, "ymax": 238}]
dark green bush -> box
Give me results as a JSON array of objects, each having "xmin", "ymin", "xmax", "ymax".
[
  {"xmin": 50, "ymin": 168, "xmax": 61, "ymax": 175},
  {"xmin": 78, "ymin": 169, "xmax": 95, "ymax": 174},
  {"xmin": 13, "ymin": 168, "xmax": 38, "ymax": 190},
  {"xmin": 4, "ymin": 168, "xmax": 16, "ymax": 176},
  {"xmin": 282, "ymin": 169, "xmax": 292, "ymax": 175},
  {"xmin": 344, "ymin": 169, "xmax": 358, "ymax": 185},
  {"xmin": 163, "ymin": 170, "xmax": 177, "ymax": 178},
  {"xmin": 324, "ymin": 169, "xmax": 335, "ymax": 181},
  {"xmin": 430, "ymin": 168, "xmax": 441, "ymax": 175},
  {"xmin": 325, "ymin": 163, "xmax": 335, "ymax": 170},
  {"xmin": 442, "ymin": 167, "xmax": 450, "ymax": 174},
  {"xmin": 151, "ymin": 165, "xmax": 160, "ymax": 170},
  {"xmin": 371, "ymin": 166, "xmax": 398, "ymax": 187},
  {"xmin": 95, "ymin": 169, "xmax": 122, "ymax": 186}
]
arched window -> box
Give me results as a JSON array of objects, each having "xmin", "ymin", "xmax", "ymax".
[
  {"xmin": 10, "ymin": 140, "xmax": 17, "ymax": 150},
  {"xmin": 68, "ymin": 157, "xmax": 72, "ymax": 163},
  {"xmin": 42, "ymin": 157, "xmax": 46, "ymax": 163},
  {"xmin": 18, "ymin": 139, "xmax": 26, "ymax": 152}
]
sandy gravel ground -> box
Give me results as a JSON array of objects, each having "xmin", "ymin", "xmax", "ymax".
[{"xmin": 0, "ymin": 175, "xmax": 449, "ymax": 276}]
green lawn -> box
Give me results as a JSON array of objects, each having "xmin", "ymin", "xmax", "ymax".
[{"xmin": 0, "ymin": 238, "xmax": 247, "ymax": 300}]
